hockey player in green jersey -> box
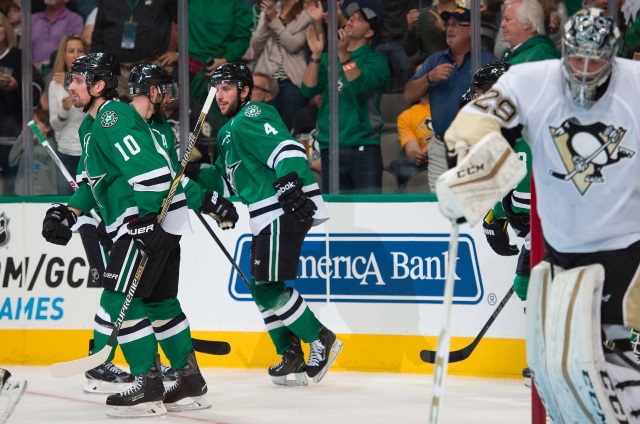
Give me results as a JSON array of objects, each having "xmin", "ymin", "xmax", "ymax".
[
  {"xmin": 191, "ymin": 62, "xmax": 341, "ymax": 386},
  {"xmin": 41, "ymin": 53, "xmax": 209, "ymax": 418}
]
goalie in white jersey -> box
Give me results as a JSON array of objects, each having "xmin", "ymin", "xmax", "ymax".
[{"xmin": 441, "ymin": 7, "xmax": 640, "ymax": 423}]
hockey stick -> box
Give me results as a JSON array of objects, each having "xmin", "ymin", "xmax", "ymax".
[
  {"xmin": 50, "ymin": 87, "xmax": 218, "ymax": 378},
  {"xmin": 195, "ymin": 211, "xmax": 251, "ymax": 288},
  {"xmin": 30, "ymin": 120, "xmax": 230, "ymax": 357},
  {"xmin": 420, "ymin": 286, "xmax": 515, "ymax": 364}
]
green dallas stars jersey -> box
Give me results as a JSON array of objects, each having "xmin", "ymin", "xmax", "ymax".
[
  {"xmin": 68, "ymin": 100, "xmax": 191, "ymax": 241},
  {"xmin": 197, "ymin": 101, "xmax": 329, "ymax": 235}
]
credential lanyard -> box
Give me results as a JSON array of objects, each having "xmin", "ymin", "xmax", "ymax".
[{"xmin": 127, "ymin": 0, "xmax": 140, "ymax": 22}]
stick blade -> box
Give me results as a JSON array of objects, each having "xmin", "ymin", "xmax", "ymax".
[
  {"xmin": 420, "ymin": 349, "xmax": 437, "ymax": 363},
  {"xmin": 191, "ymin": 339, "xmax": 231, "ymax": 355},
  {"xmin": 50, "ymin": 346, "xmax": 111, "ymax": 378}
]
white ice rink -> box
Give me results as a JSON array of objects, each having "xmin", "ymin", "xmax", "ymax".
[{"xmin": 2, "ymin": 365, "xmax": 533, "ymax": 424}]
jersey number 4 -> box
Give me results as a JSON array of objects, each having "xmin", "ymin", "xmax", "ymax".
[{"xmin": 264, "ymin": 123, "xmax": 278, "ymax": 135}]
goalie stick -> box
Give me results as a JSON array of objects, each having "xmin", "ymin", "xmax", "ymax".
[
  {"xmin": 0, "ymin": 369, "xmax": 27, "ymax": 424},
  {"xmin": 29, "ymin": 119, "xmax": 231, "ymax": 358},
  {"xmin": 49, "ymin": 86, "xmax": 218, "ymax": 378},
  {"xmin": 420, "ymin": 286, "xmax": 514, "ymax": 363}
]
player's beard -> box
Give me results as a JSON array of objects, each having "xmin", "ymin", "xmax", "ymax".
[{"xmin": 222, "ymin": 93, "xmax": 242, "ymax": 118}]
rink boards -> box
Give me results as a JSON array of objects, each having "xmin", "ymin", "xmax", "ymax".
[{"xmin": 0, "ymin": 196, "xmax": 527, "ymax": 378}]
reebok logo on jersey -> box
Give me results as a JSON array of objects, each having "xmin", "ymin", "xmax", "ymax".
[
  {"xmin": 129, "ymin": 224, "xmax": 155, "ymax": 236},
  {"xmin": 275, "ymin": 182, "xmax": 296, "ymax": 198},
  {"xmin": 100, "ymin": 110, "xmax": 118, "ymax": 128},
  {"xmin": 244, "ymin": 104, "xmax": 261, "ymax": 118}
]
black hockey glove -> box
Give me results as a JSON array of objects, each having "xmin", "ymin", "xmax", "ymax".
[
  {"xmin": 502, "ymin": 190, "xmax": 530, "ymax": 238},
  {"xmin": 42, "ymin": 203, "xmax": 77, "ymax": 245},
  {"xmin": 482, "ymin": 210, "xmax": 519, "ymax": 256},
  {"xmin": 184, "ymin": 162, "xmax": 201, "ymax": 181},
  {"xmin": 273, "ymin": 172, "xmax": 317, "ymax": 224},
  {"xmin": 95, "ymin": 220, "xmax": 113, "ymax": 252},
  {"xmin": 127, "ymin": 214, "xmax": 169, "ymax": 259},
  {"xmin": 200, "ymin": 191, "xmax": 239, "ymax": 230}
]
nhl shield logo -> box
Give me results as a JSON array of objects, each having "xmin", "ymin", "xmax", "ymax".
[{"xmin": 0, "ymin": 212, "xmax": 10, "ymax": 247}]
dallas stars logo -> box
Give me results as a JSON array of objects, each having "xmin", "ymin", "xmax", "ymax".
[
  {"xmin": 225, "ymin": 155, "xmax": 241, "ymax": 194},
  {"xmin": 244, "ymin": 104, "xmax": 261, "ymax": 118},
  {"xmin": 101, "ymin": 110, "xmax": 118, "ymax": 128},
  {"xmin": 84, "ymin": 153, "xmax": 106, "ymax": 208}
]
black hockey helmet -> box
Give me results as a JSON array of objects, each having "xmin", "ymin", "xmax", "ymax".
[
  {"xmin": 64, "ymin": 52, "xmax": 120, "ymax": 91},
  {"xmin": 471, "ymin": 62, "xmax": 511, "ymax": 96},
  {"xmin": 209, "ymin": 62, "xmax": 253, "ymax": 99},
  {"xmin": 128, "ymin": 63, "xmax": 177, "ymax": 99},
  {"xmin": 458, "ymin": 88, "xmax": 472, "ymax": 110}
]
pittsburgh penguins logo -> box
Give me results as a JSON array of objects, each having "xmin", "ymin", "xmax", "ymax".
[
  {"xmin": 0, "ymin": 212, "xmax": 10, "ymax": 248},
  {"xmin": 244, "ymin": 104, "xmax": 261, "ymax": 118},
  {"xmin": 549, "ymin": 119, "xmax": 635, "ymax": 194},
  {"xmin": 100, "ymin": 110, "xmax": 118, "ymax": 128}
]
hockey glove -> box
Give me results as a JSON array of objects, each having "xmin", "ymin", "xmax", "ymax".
[
  {"xmin": 482, "ymin": 210, "xmax": 519, "ymax": 256},
  {"xmin": 127, "ymin": 214, "xmax": 169, "ymax": 259},
  {"xmin": 95, "ymin": 220, "xmax": 113, "ymax": 252},
  {"xmin": 273, "ymin": 172, "xmax": 317, "ymax": 224},
  {"xmin": 502, "ymin": 190, "xmax": 530, "ymax": 237},
  {"xmin": 200, "ymin": 191, "xmax": 239, "ymax": 230},
  {"xmin": 184, "ymin": 162, "xmax": 201, "ymax": 181},
  {"xmin": 42, "ymin": 203, "xmax": 77, "ymax": 245}
]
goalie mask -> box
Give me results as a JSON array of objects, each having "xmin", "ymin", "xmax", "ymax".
[
  {"xmin": 562, "ymin": 8, "xmax": 620, "ymax": 109},
  {"xmin": 209, "ymin": 62, "xmax": 253, "ymax": 101},
  {"xmin": 128, "ymin": 64, "xmax": 177, "ymax": 102},
  {"xmin": 64, "ymin": 52, "xmax": 120, "ymax": 91}
]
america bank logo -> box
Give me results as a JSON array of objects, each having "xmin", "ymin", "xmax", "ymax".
[{"xmin": 228, "ymin": 233, "xmax": 484, "ymax": 304}]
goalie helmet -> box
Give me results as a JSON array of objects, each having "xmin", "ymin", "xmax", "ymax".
[
  {"xmin": 209, "ymin": 62, "xmax": 253, "ymax": 99},
  {"xmin": 65, "ymin": 52, "xmax": 120, "ymax": 91},
  {"xmin": 128, "ymin": 64, "xmax": 177, "ymax": 100},
  {"xmin": 562, "ymin": 7, "xmax": 620, "ymax": 109},
  {"xmin": 471, "ymin": 62, "xmax": 511, "ymax": 97}
]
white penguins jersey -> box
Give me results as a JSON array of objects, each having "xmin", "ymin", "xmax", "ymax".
[{"xmin": 445, "ymin": 58, "xmax": 640, "ymax": 253}]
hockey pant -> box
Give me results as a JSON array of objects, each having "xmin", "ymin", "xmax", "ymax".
[{"xmin": 250, "ymin": 215, "xmax": 320, "ymax": 354}]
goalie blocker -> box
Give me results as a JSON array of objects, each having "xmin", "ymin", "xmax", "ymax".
[{"xmin": 435, "ymin": 132, "xmax": 526, "ymax": 226}]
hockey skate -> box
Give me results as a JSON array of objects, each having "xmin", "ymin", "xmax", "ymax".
[
  {"xmin": 160, "ymin": 363, "xmax": 177, "ymax": 385},
  {"xmin": 105, "ymin": 358, "xmax": 166, "ymax": 418},
  {"xmin": 305, "ymin": 326, "xmax": 343, "ymax": 384},
  {"xmin": 0, "ymin": 368, "xmax": 27, "ymax": 424},
  {"xmin": 84, "ymin": 361, "xmax": 135, "ymax": 394},
  {"xmin": 163, "ymin": 351, "xmax": 211, "ymax": 412},
  {"xmin": 268, "ymin": 336, "xmax": 308, "ymax": 386}
]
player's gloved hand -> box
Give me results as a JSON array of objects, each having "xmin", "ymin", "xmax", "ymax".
[
  {"xmin": 200, "ymin": 191, "xmax": 239, "ymax": 230},
  {"xmin": 95, "ymin": 220, "xmax": 113, "ymax": 251},
  {"xmin": 482, "ymin": 210, "xmax": 519, "ymax": 256},
  {"xmin": 42, "ymin": 203, "xmax": 77, "ymax": 245},
  {"xmin": 502, "ymin": 190, "xmax": 530, "ymax": 237},
  {"xmin": 127, "ymin": 214, "xmax": 168, "ymax": 259},
  {"xmin": 273, "ymin": 172, "xmax": 317, "ymax": 224},
  {"xmin": 184, "ymin": 162, "xmax": 201, "ymax": 181}
]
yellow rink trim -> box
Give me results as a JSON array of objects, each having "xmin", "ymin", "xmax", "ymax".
[{"xmin": 0, "ymin": 330, "xmax": 527, "ymax": 378}]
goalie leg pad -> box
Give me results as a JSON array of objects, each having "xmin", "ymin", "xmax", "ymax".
[
  {"xmin": 435, "ymin": 131, "xmax": 527, "ymax": 225},
  {"xmin": 525, "ymin": 261, "xmax": 564, "ymax": 423},
  {"xmin": 0, "ymin": 370, "xmax": 27, "ymax": 424},
  {"xmin": 544, "ymin": 264, "xmax": 638, "ymax": 423}
]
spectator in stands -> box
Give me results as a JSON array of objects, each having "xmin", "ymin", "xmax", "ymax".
[
  {"xmin": 540, "ymin": 0, "xmax": 567, "ymax": 52},
  {"xmin": 498, "ymin": 0, "xmax": 560, "ymax": 63},
  {"xmin": 8, "ymin": 108, "xmax": 58, "ymax": 195},
  {"xmin": 250, "ymin": 0, "xmax": 314, "ymax": 130},
  {"xmin": 376, "ymin": 0, "xmax": 418, "ymax": 93},
  {"xmin": 302, "ymin": 0, "xmax": 389, "ymax": 194},
  {"xmin": 390, "ymin": 92, "xmax": 431, "ymax": 189},
  {"xmin": 91, "ymin": 0, "xmax": 177, "ymax": 96},
  {"xmin": 82, "ymin": 7, "xmax": 98, "ymax": 52},
  {"xmin": 48, "ymin": 33, "xmax": 88, "ymax": 194},
  {"xmin": 480, "ymin": 0, "xmax": 503, "ymax": 53},
  {"xmin": 404, "ymin": 7, "xmax": 496, "ymax": 186},
  {"xmin": 31, "ymin": 0, "xmax": 84, "ymax": 73},
  {"xmin": 403, "ymin": 0, "xmax": 454, "ymax": 67},
  {"xmin": 252, "ymin": 71, "xmax": 279, "ymax": 104},
  {"xmin": 68, "ymin": 0, "xmax": 99, "ymax": 21},
  {"xmin": 0, "ymin": 13, "xmax": 46, "ymax": 195},
  {"xmin": 0, "ymin": 1, "xmax": 21, "ymax": 46}
]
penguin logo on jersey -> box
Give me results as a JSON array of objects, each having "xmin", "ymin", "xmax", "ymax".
[
  {"xmin": 244, "ymin": 104, "xmax": 261, "ymax": 118},
  {"xmin": 549, "ymin": 119, "xmax": 634, "ymax": 194},
  {"xmin": 0, "ymin": 213, "xmax": 10, "ymax": 248},
  {"xmin": 100, "ymin": 110, "xmax": 118, "ymax": 128}
]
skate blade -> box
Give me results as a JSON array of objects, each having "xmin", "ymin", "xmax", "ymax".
[
  {"xmin": 165, "ymin": 395, "xmax": 212, "ymax": 412},
  {"xmin": 106, "ymin": 400, "xmax": 167, "ymax": 418},
  {"xmin": 84, "ymin": 379, "xmax": 131, "ymax": 395},
  {"xmin": 313, "ymin": 339, "xmax": 343, "ymax": 384},
  {"xmin": 271, "ymin": 372, "xmax": 308, "ymax": 387},
  {"xmin": 0, "ymin": 378, "xmax": 27, "ymax": 423}
]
